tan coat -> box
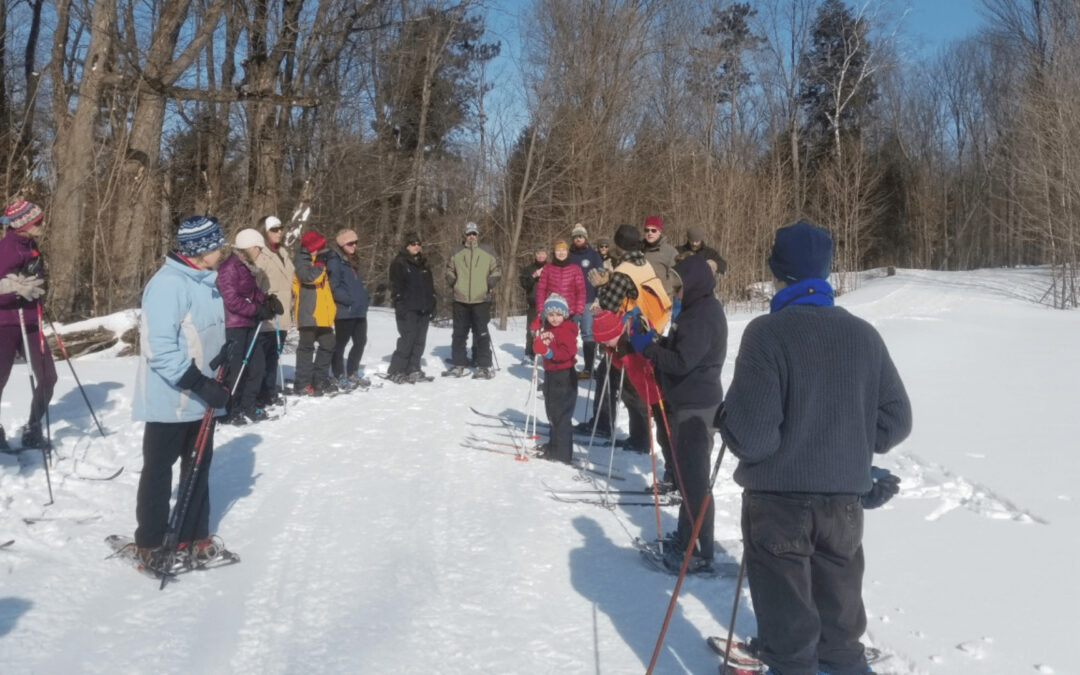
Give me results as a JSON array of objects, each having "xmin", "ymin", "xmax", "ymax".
[{"xmin": 253, "ymin": 244, "xmax": 296, "ymax": 331}]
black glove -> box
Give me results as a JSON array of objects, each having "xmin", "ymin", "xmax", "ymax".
[
  {"xmin": 208, "ymin": 341, "xmax": 235, "ymax": 371},
  {"xmin": 177, "ymin": 361, "xmax": 229, "ymax": 409},
  {"xmin": 254, "ymin": 302, "xmax": 275, "ymax": 322},
  {"xmin": 861, "ymin": 467, "xmax": 901, "ymax": 509},
  {"xmin": 712, "ymin": 401, "xmax": 726, "ymax": 429},
  {"xmin": 265, "ymin": 293, "xmax": 284, "ymax": 316}
]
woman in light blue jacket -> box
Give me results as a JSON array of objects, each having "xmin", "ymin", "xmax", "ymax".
[{"xmin": 130, "ymin": 215, "xmax": 230, "ymax": 570}]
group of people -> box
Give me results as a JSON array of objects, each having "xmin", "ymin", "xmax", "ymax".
[
  {"xmin": 527, "ymin": 217, "xmax": 912, "ymax": 675},
  {"xmin": 0, "ymin": 193, "xmax": 913, "ymax": 674}
]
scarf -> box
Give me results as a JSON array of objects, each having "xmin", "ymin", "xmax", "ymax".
[{"xmin": 770, "ymin": 278, "xmax": 835, "ymax": 313}]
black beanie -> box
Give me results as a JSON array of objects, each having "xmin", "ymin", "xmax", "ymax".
[
  {"xmin": 768, "ymin": 220, "xmax": 833, "ymax": 283},
  {"xmin": 614, "ymin": 224, "xmax": 641, "ymax": 252}
]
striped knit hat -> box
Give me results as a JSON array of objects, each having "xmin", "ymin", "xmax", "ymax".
[
  {"xmin": 2, "ymin": 200, "xmax": 44, "ymax": 232},
  {"xmin": 543, "ymin": 293, "xmax": 569, "ymax": 317},
  {"xmin": 176, "ymin": 215, "xmax": 226, "ymax": 257}
]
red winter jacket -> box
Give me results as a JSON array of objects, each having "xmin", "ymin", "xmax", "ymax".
[
  {"xmin": 537, "ymin": 319, "xmax": 578, "ymax": 372},
  {"xmin": 535, "ymin": 259, "xmax": 585, "ymax": 315},
  {"xmin": 608, "ymin": 346, "xmax": 662, "ymax": 405}
]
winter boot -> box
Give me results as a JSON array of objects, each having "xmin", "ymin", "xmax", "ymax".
[
  {"xmin": 441, "ymin": 365, "xmax": 468, "ymax": 378},
  {"xmin": 662, "ymin": 544, "xmax": 713, "ymax": 575},
  {"xmin": 387, "ymin": 372, "xmax": 409, "ymax": 384},
  {"xmin": 244, "ymin": 407, "xmax": 270, "ymax": 424},
  {"xmin": 297, "ymin": 384, "xmax": 321, "ymax": 397},
  {"xmin": 348, "ymin": 374, "xmax": 372, "ymax": 388},
  {"xmin": 472, "ymin": 366, "xmax": 495, "ymax": 380},
  {"xmin": 20, "ymin": 424, "xmax": 48, "ymax": 450},
  {"xmin": 176, "ymin": 535, "xmax": 225, "ymax": 568}
]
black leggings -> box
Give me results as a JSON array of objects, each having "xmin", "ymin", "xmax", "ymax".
[{"xmin": 332, "ymin": 317, "xmax": 367, "ymax": 377}]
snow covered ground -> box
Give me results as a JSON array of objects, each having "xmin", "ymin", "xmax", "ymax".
[{"xmin": 0, "ymin": 267, "xmax": 1076, "ymax": 675}]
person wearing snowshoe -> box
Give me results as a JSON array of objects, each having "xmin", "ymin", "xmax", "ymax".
[
  {"xmin": 292, "ymin": 230, "xmax": 337, "ymax": 395},
  {"xmin": 641, "ymin": 216, "xmax": 680, "ymax": 296},
  {"xmin": 627, "ymin": 254, "xmax": 727, "ymax": 575},
  {"xmin": 532, "ymin": 293, "xmax": 578, "ymax": 464},
  {"xmin": 0, "ymin": 199, "xmax": 56, "ymax": 451},
  {"xmin": 519, "ymin": 246, "xmax": 547, "ymax": 360},
  {"xmin": 444, "ymin": 222, "xmax": 501, "ymax": 379},
  {"xmin": 567, "ymin": 224, "xmax": 604, "ymax": 378},
  {"xmin": 387, "ymin": 232, "xmax": 435, "ymax": 384},
  {"xmin": 678, "ymin": 225, "xmax": 727, "ymax": 276},
  {"xmin": 217, "ymin": 229, "xmax": 279, "ymax": 425},
  {"xmin": 326, "ymin": 229, "xmax": 371, "ymax": 389},
  {"xmin": 132, "ymin": 215, "xmax": 230, "ymax": 570},
  {"xmin": 252, "ymin": 215, "xmax": 294, "ymax": 408},
  {"xmin": 718, "ymin": 220, "xmax": 912, "ymax": 675}
]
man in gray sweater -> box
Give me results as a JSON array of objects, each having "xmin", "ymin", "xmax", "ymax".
[{"xmin": 719, "ymin": 220, "xmax": 912, "ymax": 675}]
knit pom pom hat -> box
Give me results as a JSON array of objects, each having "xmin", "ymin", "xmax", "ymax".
[
  {"xmin": 176, "ymin": 215, "xmax": 226, "ymax": 257},
  {"xmin": 301, "ymin": 230, "xmax": 327, "ymax": 254},
  {"xmin": 543, "ymin": 293, "xmax": 570, "ymax": 317},
  {"xmin": 593, "ymin": 310, "xmax": 623, "ymax": 342},
  {"xmin": 2, "ymin": 200, "xmax": 44, "ymax": 232}
]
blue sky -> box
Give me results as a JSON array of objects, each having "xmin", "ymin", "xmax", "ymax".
[{"xmin": 903, "ymin": 0, "xmax": 987, "ymax": 53}]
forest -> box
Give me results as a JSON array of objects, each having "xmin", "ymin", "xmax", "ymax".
[{"xmin": 1, "ymin": 0, "xmax": 1077, "ymax": 323}]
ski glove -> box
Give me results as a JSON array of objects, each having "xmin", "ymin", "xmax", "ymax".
[
  {"xmin": 0, "ymin": 273, "xmax": 46, "ymax": 300},
  {"xmin": 208, "ymin": 341, "xmax": 235, "ymax": 371},
  {"xmin": 861, "ymin": 467, "xmax": 901, "ymax": 509},
  {"xmin": 177, "ymin": 361, "xmax": 229, "ymax": 409},
  {"xmin": 626, "ymin": 320, "xmax": 655, "ymax": 354},
  {"xmin": 621, "ymin": 306, "xmax": 642, "ymax": 325},
  {"xmin": 264, "ymin": 293, "xmax": 284, "ymax": 316},
  {"xmin": 670, "ymin": 295, "xmax": 682, "ymax": 321},
  {"xmin": 254, "ymin": 302, "xmax": 276, "ymax": 322}
]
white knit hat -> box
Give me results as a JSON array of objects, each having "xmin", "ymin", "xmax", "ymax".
[{"xmin": 235, "ymin": 228, "xmax": 265, "ymax": 250}]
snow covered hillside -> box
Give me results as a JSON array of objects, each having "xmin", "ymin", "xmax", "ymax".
[{"xmin": 0, "ymin": 268, "xmax": 1076, "ymax": 675}]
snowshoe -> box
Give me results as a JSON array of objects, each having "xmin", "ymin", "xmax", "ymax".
[
  {"xmin": 406, "ymin": 370, "xmax": 434, "ymax": 383},
  {"xmin": 472, "ymin": 366, "xmax": 495, "ymax": 380},
  {"xmin": 348, "ymin": 374, "xmax": 372, "ymax": 388},
  {"xmin": 20, "ymin": 424, "xmax": 49, "ymax": 450},
  {"xmin": 441, "ymin": 365, "xmax": 468, "ymax": 378}
]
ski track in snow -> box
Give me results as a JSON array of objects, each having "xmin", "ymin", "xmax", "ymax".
[{"xmin": 1, "ymin": 270, "xmax": 1077, "ymax": 674}]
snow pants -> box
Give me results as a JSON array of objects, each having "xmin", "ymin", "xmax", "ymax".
[
  {"xmin": 741, "ymin": 491, "xmax": 868, "ymax": 675},
  {"xmin": 0, "ymin": 322, "xmax": 57, "ymax": 430},
  {"xmin": 295, "ymin": 326, "xmax": 335, "ymax": 389},
  {"xmin": 451, "ymin": 301, "xmax": 492, "ymax": 368},
  {"xmin": 257, "ymin": 329, "xmax": 285, "ymax": 403},
  {"xmin": 623, "ymin": 383, "xmax": 672, "ymax": 464},
  {"xmin": 542, "ymin": 367, "xmax": 577, "ymax": 464},
  {"xmin": 135, "ymin": 419, "xmax": 215, "ymax": 548},
  {"xmin": 224, "ymin": 327, "xmax": 265, "ymax": 413},
  {"xmin": 389, "ymin": 309, "xmax": 430, "ymax": 376},
  {"xmin": 668, "ymin": 404, "xmax": 718, "ymax": 559},
  {"xmin": 332, "ymin": 317, "xmax": 368, "ymax": 378}
]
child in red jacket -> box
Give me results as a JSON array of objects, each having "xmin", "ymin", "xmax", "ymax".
[{"xmin": 532, "ymin": 293, "xmax": 579, "ymax": 463}]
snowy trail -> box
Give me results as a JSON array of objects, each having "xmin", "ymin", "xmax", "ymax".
[{"xmin": 1, "ymin": 272, "xmax": 1078, "ymax": 674}]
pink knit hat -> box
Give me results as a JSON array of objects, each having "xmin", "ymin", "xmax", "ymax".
[{"xmin": 2, "ymin": 200, "xmax": 44, "ymax": 232}]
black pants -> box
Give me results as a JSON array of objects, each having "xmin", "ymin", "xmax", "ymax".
[
  {"xmin": 224, "ymin": 327, "xmax": 265, "ymax": 412},
  {"xmin": 332, "ymin": 317, "xmax": 368, "ymax": 378},
  {"xmin": 669, "ymin": 405, "xmax": 718, "ymax": 558},
  {"xmin": 257, "ymin": 330, "xmax": 285, "ymax": 403},
  {"xmin": 295, "ymin": 326, "xmax": 335, "ymax": 389},
  {"xmin": 587, "ymin": 355, "xmax": 618, "ymax": 430},
  {"xmin": 624, "ymin": 384, "xmax": 672, "ymax": 465},
  {"xmin": 390, "ymin": 309, "xmax": 430, "ymax": 375},
  {"xmin": 741, "ymin": 491, "xmax": 868, "ymax": 675},
  {"xmin": 451, "ymin": 301, "xmax": 491, "ymax": 368},
  {"xmin": 524, "ymin": 305, "xmax": 539, "ymax": 358},
  {"xmin": 542, "ymin": 367, "xmax": 578, "ymax": 463},
  {"xmin": 135, "ymin": 420, "xmax": 215, "ymax": 548}
]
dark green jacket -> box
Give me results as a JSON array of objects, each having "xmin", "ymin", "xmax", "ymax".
[{"xmin": 446, "ymin": 241, "xmax": 501, "ymax": 304}]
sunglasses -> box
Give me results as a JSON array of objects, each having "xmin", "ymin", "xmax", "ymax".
[
  {"xmin": 267, "ymin": 227, "xmax": 282, "ymax": 234},
  {"xmin": 407, "ymin": 241, "xmax": 421, "ymax": 246},
  {"xmin": 644, "ymin": 228, "xmax": 660, "ymax": 234},
  {"xmin": 466, "ymin": 232, "xmax": 478, "ymax": 237},
  {"xmin": 342, "ymin": 240, "xmax": 358, "ymax": 247}
]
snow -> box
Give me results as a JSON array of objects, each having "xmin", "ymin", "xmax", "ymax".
[{"xmin": 1, "ymin": 267, "xmax": 1076, "ymax": 675}]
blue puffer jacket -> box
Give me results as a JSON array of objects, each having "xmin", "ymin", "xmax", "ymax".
[
  {"xmin": 326, "ymin": 246, "xmax": 371, "ymax": 319},
  {"xmin": 133, "ymin": 253, "xmax": 227, "ymax": 423}
]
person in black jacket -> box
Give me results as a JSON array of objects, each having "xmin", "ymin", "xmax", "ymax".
[
  {"xmin": 387, "ymin": 232, "xmax": 435, "ymax": 383},
  {"xmin": 677, "ymin": 225, "xmax": 727, "ymax": 275},
  {"xmin": 627, "ymin": 253, "xmax": 727, "ymax": 575},
  {"xmin": 519, "ymin": 246, "xmax": 547, "ymax": 359}
]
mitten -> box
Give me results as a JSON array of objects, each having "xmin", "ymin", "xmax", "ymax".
[
  {"xmin": 532, "ymin": 335, "xmax": 548, "ymax": 357},
  {"xmin": 1, "ymin": 273, "xmax": 45, "ymax": 300},
  {"xmin": 177, "ymin": 361, "xmax": 229, "ymax": 409},
  {"xmin": 208, "ymin": 341, "xmax": 235, "ymax": 371},
  {"xmin": 254, "ymin": 303, "xmax": 275, "ymax": 321},
  {"xmin": 587, "ymin": 268, "xmax": 610, "ymax": 287},
  {"xmin": 265, "ymin": 293, "xmax": 284, "ymax": 316},
  {"xmin": 861, "ymin": 467, "xmax": 901, "ymax": 509},
  {"xmin": 627, "ymin": 325, "xmax": 655, "ymax": 353}
]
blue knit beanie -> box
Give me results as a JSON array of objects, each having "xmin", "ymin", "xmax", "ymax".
[
  {"xmin": 177, "ymin": 215, "xmax": 226, "ymax": 258},
  {"xmin": 543, "ymin": 293, "xmax": 570, "ymax": 317},
  {"xmin": 768, "ymin": 220, "xmax": 833, "ymax": 283}
]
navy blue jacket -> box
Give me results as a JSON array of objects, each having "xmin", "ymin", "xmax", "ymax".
[
  {"xmin": 642, "ymin": 255, "xmax": 727, "ymax": 410},
  {"xmin": 568, "ymin": 244, "xmax": 604, "ymax": 303},
  {"xmin": 390, "ymin": 248, "xmax": 435, "ymax": 314},
  {"xmin": 326, "ymin": 247, "xmax": 370, "ymax": 319}
]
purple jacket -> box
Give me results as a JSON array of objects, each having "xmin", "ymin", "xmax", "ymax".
[
  {"xmin": 0, "ymin": 229, "xmax": 42, "ymax": 327},
  {"xmin": 216, "ymin": 253, "xmax": 266, "ymax": 329}
]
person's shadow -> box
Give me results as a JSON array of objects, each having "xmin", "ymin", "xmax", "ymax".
[
  {"xmin": 209, "ymin": 432, "xmax": 261, "ymax": 533},
  {"xmin": 47, "ymin": 381, "xmax": 124, "ymax": 441},
  {"xmin": 0, "ymin": 597, "xmax": 33, "ymax": 638}
]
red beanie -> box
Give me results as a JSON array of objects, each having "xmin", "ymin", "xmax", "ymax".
[
  {"xmin": 593, "ymin": 310, "xmax": 624, "ymax": 343},
  {"xmin": 301, "ymin": 230, "xmax": 326, "ymax": 254},
  {"xmin": 644, "ymin": 215, "xmax": 663, "ymax": 231}
]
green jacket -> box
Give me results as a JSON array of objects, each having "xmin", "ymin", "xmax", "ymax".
[{"xmin": 446, "ymin": 241, "xmax": 501, "ymax": 304}]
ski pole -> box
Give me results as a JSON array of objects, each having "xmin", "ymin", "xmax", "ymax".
[
  {"xmin": 585, "ymin": 353, "xmax": 614, "ymax": 453},
  {"xmin": 42, "ymin": 309, "xmax": 107, "ymax": 437},
  {"xmin": 229, "ymin": 327, "xmax": 263, "ymax": 398},
  {"xmin": 35, "ymin": 306, "xmax": 52, "ymax": 459},
  {"xmin": 644, "ymin": 379, "xmax": 663, "ymax": 541},
  {"xmin": 721, "ymin": 552, "xmax": 748, "ymax": 675},
  {"xmin": 645, "ymin": 442, "xmax": 729, "ymax": 675},
  {"xmin": 601, "ymin": 366, "xmax": 625, "ymax": 491},
  {"xmin": 17, "ymin": 306, "xmax": 52, "ymax": 505},
  {"xmin": 159, "ymin": 364, "xmax": 225, "ymax": 590},
  {"xmin": 274, "ymin": 317, "xmax": 287, "ymax": 416}
]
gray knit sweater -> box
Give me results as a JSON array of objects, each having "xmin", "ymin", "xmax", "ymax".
[{"xmin": 719, "ymin": 305, "xmax": 912, "ymax": 493}]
